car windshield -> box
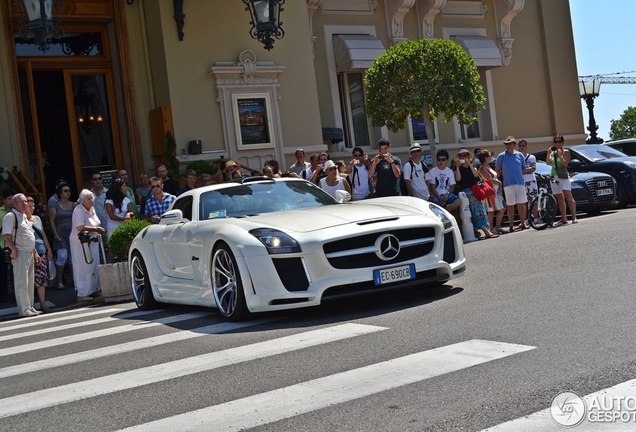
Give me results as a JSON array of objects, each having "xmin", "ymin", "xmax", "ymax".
[
  {"xmin": 572, "ymin": 145, "xmax": 627, "ymax": 162},
  {"xmin": 199, "ymin": 179, "xmax": 337, "ymax": 219}
]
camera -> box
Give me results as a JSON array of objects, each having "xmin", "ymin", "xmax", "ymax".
[
  {"xmin": 459, "ymin": 159, "xmax": 466, "ymax": 164},
  {"xmin": 551, "ymin": 146, "xmax": 557, "ymax": 152}
]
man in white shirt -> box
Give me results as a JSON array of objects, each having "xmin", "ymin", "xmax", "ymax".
[
  {"xmin": 346, "ymin": 147, "xmax": 372, "ymax": 200},
  {"xmin": 403, "ymin": 144, "xmax": 432, "ymax": 200},
  {"xmin": 428, "ymin": 150, "xmax": 460, "ymax": 212}
]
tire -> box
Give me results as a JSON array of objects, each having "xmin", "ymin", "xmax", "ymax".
[
  {"xmin": 130, "ymin": 252, "xmax": 158, "ymax": 310},
  {"xmin": 211, "ymin": 243, "xmax": 249, "ymax": 321},
  {"xmin": 528, "ymin": 194, "xmax": 558, "ymax": 230},
  {"xmin": 613, "ymin": 180, "xmax": 629, "ymax": 209}
]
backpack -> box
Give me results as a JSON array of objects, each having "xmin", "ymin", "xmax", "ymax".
[{"xmin": 399, "ymin": 159, "xmax": 423, "ymax": 196}]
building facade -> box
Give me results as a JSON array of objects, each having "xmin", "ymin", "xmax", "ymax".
[{"xmin": 0, "ymin": 0, "xmax": 585, "ymax": 199}]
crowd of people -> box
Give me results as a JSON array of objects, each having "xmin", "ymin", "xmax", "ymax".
[{"xmin": 0, "ymin": 135, "xmax": 576, "ymax": 318}]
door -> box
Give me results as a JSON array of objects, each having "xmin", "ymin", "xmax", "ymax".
[
  {"xmin": 17, "ymin": 67, "xmax": 123, "ymax": 200},
  {"xmin": 64, "ymin": 70, "xmax": 123, "ymax": 191}
]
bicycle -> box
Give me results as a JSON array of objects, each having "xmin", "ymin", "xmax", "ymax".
[{"xmin": 528, "ymin": 173, "xmax": 558, "ymax": 230}]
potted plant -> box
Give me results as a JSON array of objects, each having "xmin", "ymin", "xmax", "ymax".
[{"xmin": 98, "ymin": 219, "xmax": 150, "ymax": 302}]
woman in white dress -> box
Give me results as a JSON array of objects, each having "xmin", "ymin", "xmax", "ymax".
[
  {"xmin": 105, "ymin": 178, "xmax": 134, "ymax": 237},
  {"xmin": 70, "ymin": 189, "xmax": 106, "ymax": 301},
  {"xmin": 319, "ymin": 160, "xmax": 351, "ymax": 199}
]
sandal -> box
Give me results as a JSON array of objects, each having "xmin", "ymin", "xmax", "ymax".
[
  {"xmin": 485, "ymin": 233, "xmax": 499, "ymax": 239},
  {"xmin": 520, "ymin": 223, "xmax": 530, "ymax": 230},
  {"xmin": 554, "ymin": 219, "xmax": 568, "ymax": 227},
  {"xmin": 572, "ymin": 218, "xmax": 579, "ymax": 224}
]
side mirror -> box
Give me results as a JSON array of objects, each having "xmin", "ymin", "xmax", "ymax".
[
  {"xmin": 568, "ymin": 159, "xmax": 584, "ymax": 171},
  {"xmin": 335, "ymin": 190, "xmax": 351, "ymax": 203},
  {"xmin": 160, "ymin": 209, "xmax": 186, "ymax": 224}
]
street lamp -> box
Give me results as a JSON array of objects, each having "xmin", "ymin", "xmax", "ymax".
[
  {"xmin": 243, "ymin": 0, "xmax": 285, "ymax": 51},
  {"xmin": 14, "ymin": 0, "xmax": 63, "ymax": 53},
  {"xmin": 579, "ymin": 77, "xmax": 603, "ymax": 144}
]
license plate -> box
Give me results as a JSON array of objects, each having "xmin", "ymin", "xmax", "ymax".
[
  {"xmin": 596, "ymin": 188, "xmax": 613, "ymax": 196},
  {"xmin": 374, "ymin": 264, "xmax": 416, "ymax": 285}
]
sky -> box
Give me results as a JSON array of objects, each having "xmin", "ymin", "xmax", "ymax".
[{"xmin": 569, "ymin": 0, "xmax": 636, "ymax": 141}]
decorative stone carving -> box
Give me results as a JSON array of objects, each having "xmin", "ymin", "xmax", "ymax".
[
  {"xmin": 385, "ymin": 0, "xmax": 416, "ymax": 45},
  {"xmin": 418, "ymin": 0, "xmax": 447, "ymax": 39},
  {"xmin": 307, "ymin": 0, "xmax": 323, "ymax": 58},
  {"xmin": 238, "ymin": 50, "xmax": 257, "ymax": 84},
  {"xmin": 495, "ymin": 0, "xmax": 525, "ymax": 65},
  {"xmin": 371, "ymin": 0, "xmax": 379, "ymax": 11}
]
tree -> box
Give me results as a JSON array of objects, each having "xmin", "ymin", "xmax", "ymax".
[
  {"xmin": 364, "ymin": 38, "xmax": 485, "ymax": 157},
  {"xmin": 609, "ymin": 106, "xmax": 636, "ymax": 140}
]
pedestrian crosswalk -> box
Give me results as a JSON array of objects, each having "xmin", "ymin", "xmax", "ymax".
[{"xmin": 0, "ymin": 304, "xmax": 537, "ymax": 430}]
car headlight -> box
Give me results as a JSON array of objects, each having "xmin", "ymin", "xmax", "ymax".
[
  {"xmin": 428, "ymin": 204, "xmax": 454, "ymax": 230},
  {"xmin": 571, "ymin": 181, "xmax": 584, "ymax": 189},
  {"xmin": 624, "ymin": 161, "xmax": 636, "ymax": 170},
  {"xmin": 249, "ymin": 228, "xmax": 301, "ymax": 254}
]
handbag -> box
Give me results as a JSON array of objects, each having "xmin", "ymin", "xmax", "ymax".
[
  {"xmin": 556, "ymin": 166, "xmax": 569, "ymax": 179},
  {"xmin": 2, "ymin": 212, "xmax": 17, "ymax": 264},
  {"xmin": 471, "ymin": 177, "xmax": 495, "ymax": 201}
]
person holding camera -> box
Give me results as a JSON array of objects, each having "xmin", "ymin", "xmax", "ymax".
[
  {"xmin": 346, "ymin": 147, "xmax": 373, "ymax": 200},
  {"xmin": 2, "ymin": 193, "xmax": 41, "ymax": 317},
  {"xmin": 368, "ymin": 138, "xmax": 401, "ymax": 197},
  {"xmin": 455, "ymin": 148, "xmax": 498, "ymax": 239},
  {"xmin": 546, "ymin": 134, "xmax": 577, "ymax": 226}
]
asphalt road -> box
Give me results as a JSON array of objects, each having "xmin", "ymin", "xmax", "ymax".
[{"xmin": 0, "ymin": 207, "xmax": 634, "ymax": 431}]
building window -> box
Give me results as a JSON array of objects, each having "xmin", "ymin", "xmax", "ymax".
[
  {"xmin": 459, "ymin": 112, "xmax": 481, "ymax": 141},
  {"xmin": 338, "ymin": 72, "xmax": 370, "ymax": 148}
]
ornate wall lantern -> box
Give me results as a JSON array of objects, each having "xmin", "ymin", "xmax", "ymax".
[
  {"xmin": 14, "ymin": 0, "xmax": 63, "ymax": 52},
  {"xmin": 243, "ymin": 0, "xmax": 285, "ymax": 51}
]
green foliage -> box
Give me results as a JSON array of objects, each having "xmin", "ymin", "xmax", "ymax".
[
  {"xmin": 186, "ymin": 160, "xmax": 218, "ymax": 176},
  {"xmin": 364, "ymin": 38, "xmax": 485, "ymax": 155},
  {"xmin": 108, "ymin": 219, "xmax": 151, "ymax": 262},
  {"xmin": 164, "ymin": 131, "xmax": 181, "ymax": 179},
  {"xmin": 609, "ymin": 106, "xmax": 636, "ymax": 140}
]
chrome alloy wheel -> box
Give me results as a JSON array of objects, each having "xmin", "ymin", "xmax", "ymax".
[{"xmin": 212, "ymin": 247, "xmax": 239, "ymax": 318}]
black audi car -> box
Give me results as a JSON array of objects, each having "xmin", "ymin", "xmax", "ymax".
[
  {"xmin": 534, "ymin": 161, "xmax": 615, "ymax": 214},
  {"xmin": 534, "ymin": 144, "xmax": 636, "ymax": 208}
]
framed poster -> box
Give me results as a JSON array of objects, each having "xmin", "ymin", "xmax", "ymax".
[{"xmin": 232, "ymin": 93, "xmax": 275, "ymax": 150}]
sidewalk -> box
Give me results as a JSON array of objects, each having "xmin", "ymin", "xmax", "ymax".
[{"xmin": 0, "ymin": 273, "xmax": 113, "ymax": 321}]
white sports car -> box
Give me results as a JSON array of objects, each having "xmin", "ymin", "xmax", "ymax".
[{"xmin": 129, "ymin": 177, "xmax": 466, "ymax": 320}]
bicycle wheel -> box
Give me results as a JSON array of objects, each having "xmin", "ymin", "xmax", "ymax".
[{"xmin": 529, "ymin": 194, "xmax": 558, "ymax": 230}]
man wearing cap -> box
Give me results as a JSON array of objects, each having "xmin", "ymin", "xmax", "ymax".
[
  {"xmin": 369, "ymin": 138, "xmax": 401, "ymax": 197},
  {"xmin": 403, "ymin": 144, "xmax": 431, "ymax": 200},
  {"xmin": 495, "ymin": 136, "xmax": 529, "ymax": 232}
]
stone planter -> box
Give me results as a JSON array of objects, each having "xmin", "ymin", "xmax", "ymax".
[{"xmin": 98, "ymin": 262, "xmax": 133, "ymax": 303}]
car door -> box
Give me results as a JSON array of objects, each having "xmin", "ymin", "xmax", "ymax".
[{"xmin": 161, "ymin": 196, "xmax": 195, "ymax": 281}]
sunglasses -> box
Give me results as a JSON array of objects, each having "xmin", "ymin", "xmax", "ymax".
[
  {"xmin": 437, "ymin": 158, "xmax": 447, "ymax": 162},
  {"xmin": 505, "ymin": 143, "xmax": 515, "ymax": 146},
  {"xmin": 150, "ymin": 185, "xmax": 162, "ymax": 189},
  {"xmin": 92, "ymin": 177, "xmax": 102, "ymax": 181},
  {"xmin": 518, "ymin": 144, "xmax": 527, "ymax": 147},
  {"xmin": 554, "ymin": 140, "xmax": 564, "ymax": 143}
]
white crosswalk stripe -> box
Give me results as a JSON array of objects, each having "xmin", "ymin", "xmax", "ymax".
[
  {"xmin": 118, "ymin": 339, "xmax": 535, "ymax": 432},
  {"xmin": 0, "ymin": 322, "xmax": 388, "ymax": 418},
  {"xmin": 482, "ymin": 378, "xmax": 636, "ymax": 431},
  {"xmin": 0, "ymin": 306, "xmax": 538, "ymax": 430}
]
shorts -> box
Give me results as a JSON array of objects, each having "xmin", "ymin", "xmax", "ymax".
[
  {"xmin": 503, "ymin": 184, "xmax": 528, "ymax": 206},
  {"xmin": 433, "ymin": 193, "xmax": 459, "ymax": 207},
  {"xmin": 551, "ymin": 178, "xmax": 571, "ymax": 194},
  {"xmin": 524, "ymin": 178, "xmax": 538, "ymax": 201}
]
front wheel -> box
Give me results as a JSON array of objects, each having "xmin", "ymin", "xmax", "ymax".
[
  {"xmin": 130, "ymin": 252, "xmax": 158, "ymax": 310},
  {"xmin": 612, "ymin": 180, "xmax": 629, "ymax": 209},
  {"xmin": 212, "ymin": 244, "xmax": 249, "ymax": 321},
  {"xmin": 529, "ymin": 194, "xmax": 558, "ymax": 230}
]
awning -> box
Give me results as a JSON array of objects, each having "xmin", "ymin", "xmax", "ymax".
[
  {"xmin": 452, "ymin": 35, "xmax": 502, "ymax": 69},
  {"xmin": 334, "ymin": 34, "xmax": 386, "ymax": 73},
  {"xmin": 322, "ymin": 127, "xmax": 344, "ymax": 144}
]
